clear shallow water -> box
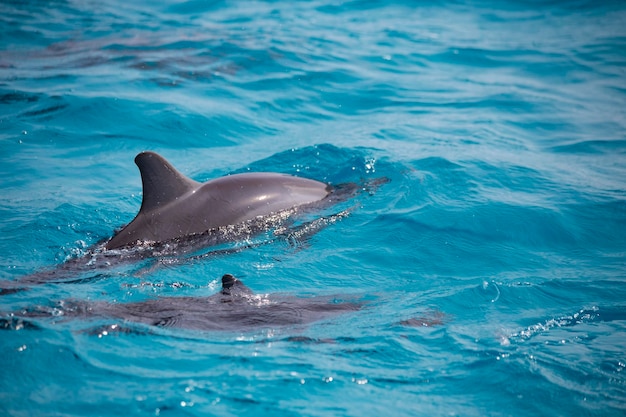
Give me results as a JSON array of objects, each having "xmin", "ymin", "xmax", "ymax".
[{"xmin": 1, "ymin": 0, "xmax": 625, "ymax": 416}]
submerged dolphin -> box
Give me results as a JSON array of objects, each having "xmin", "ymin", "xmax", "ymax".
[
  {"xmin": 3, "ymin": 274, "xmax": 363, "ymax": 332},
  {"xmin": 106, "ymin": 151, "xmax": 332, "ymax": 250}
]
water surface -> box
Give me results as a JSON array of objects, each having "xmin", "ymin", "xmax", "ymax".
[{"xmin": 1, "ymin": 1, "xmax": 625, "ymax": 416}]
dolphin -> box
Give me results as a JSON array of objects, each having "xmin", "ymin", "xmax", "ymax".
[
  {"xmin": 2, "ymin": 274, "xmax": 363, "ymax": 332},
  {"xmin": 1, "ymin": 151, "xmax": 371, "ymax": 289},
  {"xmin": 105, "ymin": 151, "xmax": 332, "ymax": 250}
]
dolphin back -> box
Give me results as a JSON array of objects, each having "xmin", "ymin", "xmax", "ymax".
[{"xmin": 105, "ymin": 152, "xmax": 331, "ymax": 250}]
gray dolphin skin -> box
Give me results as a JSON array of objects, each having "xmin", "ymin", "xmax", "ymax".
[
  {"xmin": 4, "ymin": 274, "xmax": 362, "ymax": 332},
  {"xmin": 0, "ymin": 151, "xmax": 363, "ymax": 290},
  {"xmin": 105, "ymin": 151, "xmax": 332, "ymax": 250}
]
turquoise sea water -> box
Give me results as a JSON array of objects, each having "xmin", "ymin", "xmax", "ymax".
[{"xmin": 1, "ymin": 0, "xmax": 626, "ymax": 416}]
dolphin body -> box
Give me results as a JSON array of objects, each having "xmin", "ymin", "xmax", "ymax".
[
  {"xmin": 1, "ymin": 152, "xmax": 357, "ymax": 289},
  {"xmin": 3, "ymin": 274, "xmax": 363, "ymax": 332},
  {"xmin": 105, "ymin": 151, "xmax": 332, "ymax": 250}
]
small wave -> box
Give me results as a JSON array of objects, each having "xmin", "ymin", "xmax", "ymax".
[
  {"xmin": 501, "ymin": 306, "xmax": 601, "ymax": 346},
  {"xmin": 550, "ymin": 139, "xmax": 626, "ymax": 155}
]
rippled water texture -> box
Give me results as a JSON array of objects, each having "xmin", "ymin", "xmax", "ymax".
[{"xmin": 1, "ymin": 1, "xmax": 625, "ymax": 416}]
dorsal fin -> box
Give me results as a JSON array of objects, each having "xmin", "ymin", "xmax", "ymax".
[
  {"xmin": 135, "ymin": 151, "xmax": 201, "ymax": 212},
  {"xmin": 221, "ymin": 274, "xmax": 253, "ymax": 296}
]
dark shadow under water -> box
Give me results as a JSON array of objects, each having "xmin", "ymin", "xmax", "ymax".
[{"xmin": 2, "ymin": 274, "xmax": 364, "ymax": 334}]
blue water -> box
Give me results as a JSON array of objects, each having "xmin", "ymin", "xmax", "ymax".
[{"xmin": 1, "ymin": 0, "xmax": 625, "ymax": 415}]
